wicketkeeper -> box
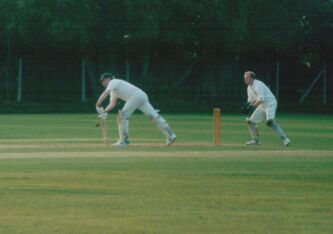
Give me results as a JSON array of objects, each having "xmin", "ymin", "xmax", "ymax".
[
  {"xmin": 244, "ymin": 71, "xmax": 290, "ymax": 146},
  {"xmin": 96, "ymin": 73, "xmax": 177, "ymax": 147}
]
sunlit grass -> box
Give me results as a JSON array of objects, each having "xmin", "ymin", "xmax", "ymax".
[{"xmin": 0, "ymin": 114, "xmax": 332, "ymax": 233}]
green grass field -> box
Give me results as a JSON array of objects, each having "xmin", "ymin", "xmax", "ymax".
[{"xmin": 0, "ymin": 113, "xmax": 332, "ymax": 233}]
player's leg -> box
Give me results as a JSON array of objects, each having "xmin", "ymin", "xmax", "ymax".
[
  {"xmin": 139, "ymin": 101, "xmax": 176, "ymax": 146},
  {"xmin": 265, "ymin": 104, "xmax": 291, "ymax": 146},
  {"xmin": 114, "ymin": 93, "xmax": 146, "ymax": 146},
  {"xmin": 246, "ymin": 106, "xmax": 265, "ymax": 145},
  {"xmin": 114, "ymin": 110, "xmax": 130, "ymax": 146}
]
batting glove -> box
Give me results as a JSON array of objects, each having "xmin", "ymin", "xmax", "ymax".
[{"xmin": 98, "ymin": 112, "xmax": 108, "ymax": 120}]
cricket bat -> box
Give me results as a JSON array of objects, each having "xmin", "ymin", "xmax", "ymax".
[{"xmin": 96, "ymin": 118, "xmax": 109, "ymax": 145}]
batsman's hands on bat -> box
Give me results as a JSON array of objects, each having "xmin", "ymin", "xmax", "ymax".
[
  {"xmin": 96, "ymin": 106, "xmax": 108, "ymax": 120},
  {"xmin": 98, "ymin": 112, "xmax": 108, "ymax": 120}
]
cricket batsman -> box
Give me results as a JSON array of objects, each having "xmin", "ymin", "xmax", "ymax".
[
  {"xmin": 244, "ymin": 71, "xmax": 290, "ymax": 146},
  {"xmin": 96, "ymin": 73, "xmax": 177, "ymax": 147}
]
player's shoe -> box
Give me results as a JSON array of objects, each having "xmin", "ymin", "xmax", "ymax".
[
  {"xmin": 166, "ymin": 134, "xmax": 177, "ymax": 146},
  {"xmin": 245, "ymin": 139, "xmax": 261, "ymax": 146},
  {"xmin": 282, "ymin": 137, "xmax": 290, "ymax": 146},
  {"xmin": 112, "ymin": 139, "xmax": 129, "ymax": 147}
]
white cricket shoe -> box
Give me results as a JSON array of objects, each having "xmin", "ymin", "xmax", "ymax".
[
  {"xmin": 166, "ymin": 134, "xmax": 177, "ymax": 146},
  {"xmin": 245, "ymin": 139, "xmax": 261, "ymax": 146},
  {"xmin": 112, "ymin": 140, "xmax": 129, "ymax": 147},
  {"xmin": 283, "ymin": 138, "xmax": 291, "ymax": 146}
]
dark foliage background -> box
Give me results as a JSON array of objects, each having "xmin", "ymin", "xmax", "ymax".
[{"xmin": 0, "ymin": 0, "xmax": 332, "ymax": 113}]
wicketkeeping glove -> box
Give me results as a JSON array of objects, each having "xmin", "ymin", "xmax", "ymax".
[
  {"xmin": 241, "ymin": 102, "xmax": 255, "ymax": 114},
  {"xmin": 96, "ymin": 106, "xmax": 104, "ymax": 114}
]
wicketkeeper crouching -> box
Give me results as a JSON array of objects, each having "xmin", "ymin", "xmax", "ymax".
[
  {"xmin": 244, "ymin": 71, "xmax": 290, "ymax": 146},
  {"xmin": 96, "ymin": 73, "xmax": 177, "ymax": 147}
]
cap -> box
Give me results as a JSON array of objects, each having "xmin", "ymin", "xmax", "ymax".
[{"xmin": 99, "ymin": 72, "xmax": 114, "ymax": 81}]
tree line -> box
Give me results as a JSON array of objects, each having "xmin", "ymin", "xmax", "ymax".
[{"xmin": 0, "ymin": 0, "xmax": 332, "ymax": 109}]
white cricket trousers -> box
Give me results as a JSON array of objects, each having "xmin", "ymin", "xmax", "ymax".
[
  {"xmin": 122, "ymin": 91, "xmax": 158, "ymax": 118},
  {"xmin": 249, "ymin": 101, "xmax": 278, "ymax": 124}
]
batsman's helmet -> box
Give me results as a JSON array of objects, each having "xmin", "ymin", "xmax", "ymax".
[{"xmin": 99, "ymin": 72, "xmax": 114, "ymax": 81}]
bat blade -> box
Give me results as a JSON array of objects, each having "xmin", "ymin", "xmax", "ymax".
[{"xmin": 95, "ymin": 118, "xmax": 109, "ymax": 145}]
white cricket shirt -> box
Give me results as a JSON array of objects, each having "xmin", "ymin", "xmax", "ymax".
[
  {"xmin": 106, "ymin": 79, "xmax": 145, "ymax": 101},
  {"xmin": 247, "ymin": 79, "xmax": 276, "ymax": 105}
]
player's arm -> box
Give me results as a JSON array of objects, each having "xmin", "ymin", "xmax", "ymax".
[
  {"xmin": 96, "ymin": 90, "xmax": 110, "ymax": 108},
  {"xmin": 247, "ymin": 87, "xmax": 256, "ymax": 106},
  {"xmin": 252, "ymin": 83, "xmax": 265, "ymax": 107},
  {"xmin": 104, "ymin": 92, "xmax": 117, "ymax": 113}
]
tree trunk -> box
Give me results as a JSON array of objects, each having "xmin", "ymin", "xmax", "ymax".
[
  {"xmin": 140, "ymin": 42, "xmax": 150, "ymax": 87},
  {"xmin": 275, "ymin": 60, "xmax": 280, "ymax": 101},
  {"xmin": 323, "ymin": 60, "xmax": 327, "ymax": 104},
  {"xmin": 5, "ymin": 36, "xmax": 11, "ymax": 101},
  {"xmin": 17, "ymin": 58, "xmax": 23, "ymax": 102},
  {"xmin": 81, "ymin": 58, "xmax": 86, "ymax": 102},
  {"xmin": 87, "ymin": 59, "xmax": 99, "ymax": 98},
  {"xmin": 125, "ymin": 46, "xmax": 130, "ymax": 82}
]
